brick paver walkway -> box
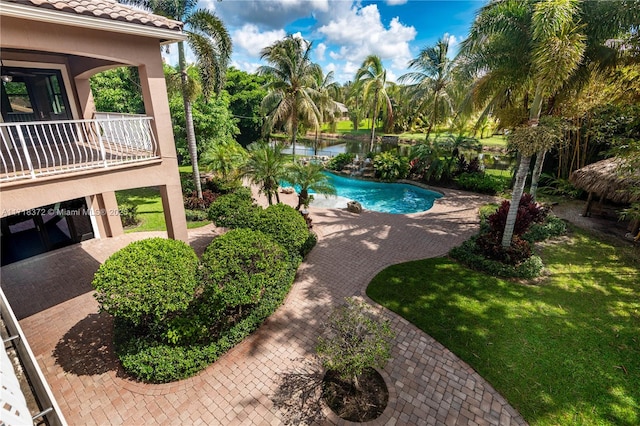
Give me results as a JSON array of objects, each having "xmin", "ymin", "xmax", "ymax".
[{"xmin": 1, "ymin": 188, "xmax": 527, "ymax": 425}]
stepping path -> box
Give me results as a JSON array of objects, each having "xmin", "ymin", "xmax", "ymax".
[{"xmin": 2, "ymin": 188, "xmax": 527, "ymax": 425}]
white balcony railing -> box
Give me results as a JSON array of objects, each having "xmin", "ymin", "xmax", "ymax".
[{"xmin": 0, "ymin": 115, "xmax": 159, "ymax": 183}]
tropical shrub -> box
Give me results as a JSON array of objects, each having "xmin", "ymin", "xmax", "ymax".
[
  {"xmin": 487, "ymin": 194, "xmax": 547, "ymax": 237},
  {"xmin": 455, "ymin": 172, "xmax": 505, "ymax": 195},
  {"xmin": 183, "ymin": 189, "xmax": 218, "ymax": 211},
  {"xmin": 449, "ymin": 238, "xmax": 544, "ymax": 279},
  {"xmin": 316, "ymin": 298, "xmax": 394, "ymax": 383},
  {"xmin": 522, "ymin": 215, "xmax": 567, "ymax": 243},
  {"xmin": 207, "ymin": 191, "xmax": 260, "ymax": 228},
  {"xmin": 326, "ymin": 153, "xmax": 355, "ymax": 171},
  {"xmin": 118, "ymin": 202, "xmax": 139, "ymax": 227},
  {"xmin": 200, "ymin": 228, "xmax": 290, "ymax": 311},
  {"xmin": 184, "ymin": 209, "xmax": 208, "ymax": 222},
  {"xmin": 92, "ymin": 238, "xmax": 199, "ymax": 327},
  {"xmin": 372, "ymin": 152, "xmax": 410, "ymax": 181},
  {"xmin": 255, "ymin": 203, "xmax": 311, "ymax": 257}
]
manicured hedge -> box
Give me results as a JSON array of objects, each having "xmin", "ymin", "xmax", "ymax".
[
  {"xmin": 103, "ymin": 228, "xmax": 299, "ymax": 383},
  {"xmin": 92, "ymin": 238, "xmax": 198, "ymax": 327},
  {"xmin": 255, "ymin": 203, "xmax": 311, "ymax": 258},
  {"xmin": 200, "ymin": 228, "xmax": 290, "ymax": 310},
  {"xmin": 207, "ymin": 191, "xmax": 260, "ymax": 228}
]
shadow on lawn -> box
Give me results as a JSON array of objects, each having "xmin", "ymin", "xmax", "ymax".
[{"xmin": 366, "ymin": 230, "xmax": 640, "ymax": 425}]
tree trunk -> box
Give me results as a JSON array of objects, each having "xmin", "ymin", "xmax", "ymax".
[
  {"xmin": 501, "ymin": 155, "xmax": 531, "ymax": 247},
  {"xmin": 370, "ymin": 90, "xmax": 379, "ymax": 152},
  {"xmin": 530, "ymin": 150, "xmax": 546, "ymax": 202},
  {"xmin": 501, "ymin": 85, "xmax": 543, "ymax": 248},
  {"xmin": 178, "ymin": 42, "xmax": 203, "ymax": 199},
  {"xmin": 291, "ymin": 119, "xmax": 298, "ymax": 160},
  {"xmin": 314, "ymin": 128, "xmax": 319, "ymax": 156}
]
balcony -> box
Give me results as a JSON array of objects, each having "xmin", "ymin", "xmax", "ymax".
[{"xmin": 0, "ymin": 113, "xmax": 159, "ymax": 183}]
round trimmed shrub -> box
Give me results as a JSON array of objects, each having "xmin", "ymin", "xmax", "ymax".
[
  {"xmin": 207, "ymin": 191, "xmax": 260, "ymax": 228},
  {"xmin": 92, "ymin": 238, "xmax": 198, "ymax": 327},
  {"xmin": 201, "ymin": 228, "xmax": 290, "ymax": 310},
  {"xmin": 256, "ymin": 203, "xmax": 311, "ymax": 257}
]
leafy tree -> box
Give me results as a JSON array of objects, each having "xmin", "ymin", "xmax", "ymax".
[
  {"xmin": 258, "ymin": 35, "xmax": 321, "ymax": 159},
  {"xmin": 122, "ymin": 0, "xmax": 231, "ymax": 199},
  {"xmin": 316, "ymin": 298, "xmax": 394, "ymax": 390},
  {"xmin": 243, "ymin": 141, "xmax": 287, "ymax": 205},
  {"xmin": 400, "ymin": 37, "xmax": 456, "ymax": 140},
  {"xmin": 90, "ymin": 67, "xmax": 144, "ymax": 114},
  {"xmin": 167, "ymin": 74, "xmax": 239, "ymax": 162},
  {"xmin": 355, "ymin": 55, "xmax": 393, "ymax": 151},
  {"xmin": 225, "ymin": 67, "xmax": 268, "ymax": 147},
  {"xmin": 372, "ymin": 152, "xmax": 410, "ymax": 181},
  {"xmin": 284, "ymin": 162, "xmax": 336, "ymax": 210}
]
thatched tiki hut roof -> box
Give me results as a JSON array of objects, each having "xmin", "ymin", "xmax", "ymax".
[{"xmin": 570, "ymin": 158, "xmax": 640, "ymax": 204}]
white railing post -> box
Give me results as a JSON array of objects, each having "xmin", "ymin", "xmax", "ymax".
[
  {"xmin": 95, "ymin": 121, "xmax": 108, "ymax": 167},
  {"xmin": 15, "ymin": 124, "xmax": 36, "ymax": 179}
]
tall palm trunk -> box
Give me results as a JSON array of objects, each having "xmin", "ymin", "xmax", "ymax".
[
  {"xmin": 501, "ymin": 85, "xmax": 543, "ymax": 248},
  {"xmin": 529, "ymin": 149, "xmax": 546, "ymax": 201},
  {"xmin": 291, "ymin": 118, "xmax": 299, "ymax": 160},
  {"xmin": 369, "ymin": 89, "xmax": 379, "ymax": 152},
  {"xmin": 179, "ymin": 42, "xmax": 203, "ymax": 199}
]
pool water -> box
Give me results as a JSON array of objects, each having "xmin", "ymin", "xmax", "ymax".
[{"xmin": 284, "ymin": 172, "xmax": 443, "ymax": 214}]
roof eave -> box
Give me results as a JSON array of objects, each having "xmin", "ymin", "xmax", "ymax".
[{"xmin": 0, "ymin": 1, "xmax": 186, "ymax": 45}]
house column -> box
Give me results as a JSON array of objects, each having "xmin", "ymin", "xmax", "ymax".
[
  {"xmin": 89, "ymin": 192, "xmax": 124, "ymax": 237},
  {"xmin": 160, "ymin": 185, "xmax": 188, "ymax": 242},
  {"xmin": 74, "ymin": 77, "xmax": 96, "ymax": 119},
  {"xmin": 137, "ymin": 56, "xmax": 188, "ymax": 242}
]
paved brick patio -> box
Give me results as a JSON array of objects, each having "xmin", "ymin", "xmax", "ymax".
[{"xmin": 1, "ymin": 187, "xmax": 527, "ymax": 425}]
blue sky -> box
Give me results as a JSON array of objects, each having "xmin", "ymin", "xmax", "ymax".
[{"xmin": 180, "ymin": 1, "xmax": 485, "ymax": 83}]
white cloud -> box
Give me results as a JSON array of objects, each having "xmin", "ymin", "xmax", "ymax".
[
  {"xmin": 318, "ymin": 4, "xmax": 416, "ymax": 69},
  {"xmin": 232, "ymin": 24, "xmax": 287, "ymax": 57},
  {"xmin": 386, "ymin": 0, "xmax": 408, "ymax": 5},
  {"xmin": 230, "ymin": 59, "xmax": 263, "ymax": 74},
  {"xmin": 211, "ymin": 0, "xmax": 330, "ymax": 29},
  {"xmin": 385, "ymin": 69, "xmax": 398, "ymax": 83},
  {"xmin": 315, "ymin": 42, "xmax": 327, "ymax": 61}
]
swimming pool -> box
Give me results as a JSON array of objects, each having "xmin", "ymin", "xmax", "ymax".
[{"xmin": 285, "ymin": 172, "xmax": 443, "ymax": 214}]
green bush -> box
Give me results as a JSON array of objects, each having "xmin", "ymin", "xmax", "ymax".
[
  {"xmin": 373, "ymin": 151, "xmax": 410, "ymax": 181},
  {"xmin": 455, "ymin": 172, "xmax": 506, "ymax": 195},
  {"xmin": 207, "ymin": 191, "xmax": 260, "ymax": 228},
  {"xmin": 185, "ymin": 209, "xmax": 208, "ymax": 222},
  {"xmin": 326, "ymin": 153, "xmax": 355, "ymax": 171},
  {"xmin": 92, "ymin": 238, "xmax": 199, "ymax": 327},
  {"xmin": 118, "ymin": 202, "xmax": 139, "ymax": 227},
  {"xmin": 522, "ymin": 215, "xmax": 567, "ymax": 243},
  {"xmin": 255, "ymin": 203, "xmax": 311, "ymax": 257},
  {"xmin": 449, "ymin": 238, "xmax": 543, "ymax": 279},
  {"xmin": 114, "ymin": 247, "xmax": 297, "ymax": 383},
  {"xmin": 200, "ymin": 228, "xmax": 290, "ymax": 310}
]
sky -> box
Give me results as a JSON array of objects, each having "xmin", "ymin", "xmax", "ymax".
[{"xmin": 169, "ymin": 0, "xmax": 486, "ymax": 84}]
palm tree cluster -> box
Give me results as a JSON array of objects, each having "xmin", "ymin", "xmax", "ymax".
[{"xmin": 123, "ymin": 0, "xmax": 637, "ymax": 247}]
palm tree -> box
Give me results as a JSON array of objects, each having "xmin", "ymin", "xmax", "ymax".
[
  {"xmin": 461, "ymin": 0, "xmax": 587, "ymax": 247},
  {"xmin": 311, "ymin": 68, "xmax": 340, "ymax": 155},
  {"xmin": 243, "ymin": 142, "xmax": 287, "ymax": 205},
  {"xmin": 258, "ymin": 36, "xmax": 322, "ymax": 160},
  {"xmin": 354, "ymin": 55, "xmax": 393, "ymax": 151},
  {"xmin": 122, "ymin": 0, "xmax": 231, "ymax": 199},
  {"xmin": 201, "ymin": 139, "xmax": 247, "ymax": 183},
  {"xmin": 285, "ymin": 162, "xmax": 337, "ymax": 210},
  {"xmin": 400, "ymin": 37, "xmax": 456, "ymax": 140}
]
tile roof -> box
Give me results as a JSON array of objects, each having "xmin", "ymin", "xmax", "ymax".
[{"xmin": 4, "ymin": 0, "xmax": 183, "ymax": 31}]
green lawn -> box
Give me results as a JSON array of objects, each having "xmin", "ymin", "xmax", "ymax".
[
  {"xmin": 116, "ymin": 187, "xmax": 209, "ymax": 233},
  {"xmin": 367, "ymin": 229, "xmax": 640, "ymax": 426}
]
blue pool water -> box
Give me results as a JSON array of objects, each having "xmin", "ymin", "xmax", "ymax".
[{"xmin": 284, "ymin": 172, "xmax": 443, "ymax": 214}]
